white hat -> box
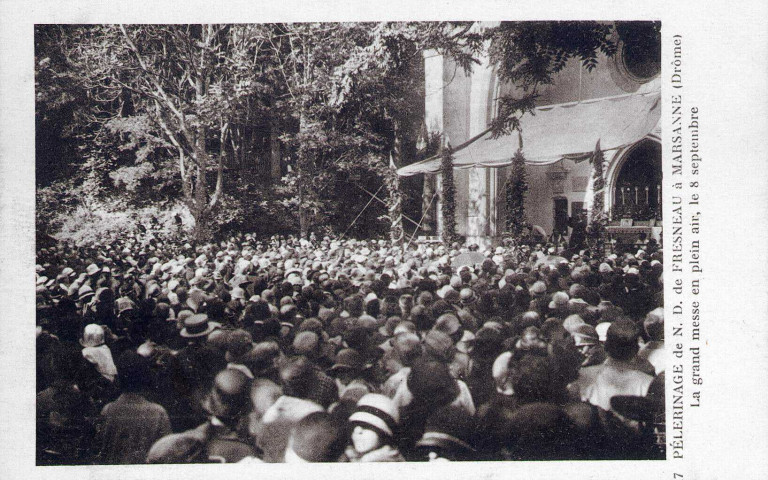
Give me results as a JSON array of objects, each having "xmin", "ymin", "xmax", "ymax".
[{"xmin": 348, "ymin": 393, "xmax": 400, "ymax": 437}]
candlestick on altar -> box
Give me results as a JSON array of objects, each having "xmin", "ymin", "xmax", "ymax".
[
  {"xmin": 645, "ymin": 185, "xmax": 649, "ymax": 204},
  {"xmin": 657, "ymin": 185, "xmax": 661, "ymax": 205},
  {"xmin": 621, "ymin": 188, "xmax": 625, "ymax": 205},
  {"xmin": 634, "ymin": 186, "xmax": 638, "ymax": 204}
]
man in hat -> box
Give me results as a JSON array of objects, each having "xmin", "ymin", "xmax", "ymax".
[
  {"xmin": 568, "ymin": 319, "xmax": 655, "ymax": 416},
  {"xmin": 94, "ymin": 352, "xmax": 171, "ymax": 464},
  {"xmin": 225, "ymin": 329, "xmax": 255, "ymax": 379},
  {"xmin": 414, "ymin": 404, "xmax": 476, "ymax": 461},
  {"xmin": 171, "ymin": 314, "xmax": 227, "ymax": 431},
  {"xmin": 37, "ymin": 344, "xmax": 97, "ymax": 465},
  {"xmin": 283, "ymin": 412, "xmax": 346, "ymax": 463},
  {"xmin": 149, "ymin": 369, "xmax": 256, "ymax": 463}
]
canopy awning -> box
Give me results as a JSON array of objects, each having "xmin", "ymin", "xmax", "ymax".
[{"xmin": 398, "ymin": 87, "xmax": 661, "ymax": 177}]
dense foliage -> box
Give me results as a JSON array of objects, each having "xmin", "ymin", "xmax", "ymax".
[
  {"xmin": 36, "ymin": 23, "xmax": 480, "ymax": 244},
  {"xmin": 440, "ymin": 146, "xmax": 458, "ymax": 245},
  {"xmin": 504, "ymin": 144, "xmax": 529, "ymax": 236},
  {"xmin": 587, "ymin": 140, "xmax": 608, "ymax": 254},
  {"xmin": 36, "ymin": 21, "xmax": 631, "ymax": 245},
  {"xmin": 485, "ymin": 21, "xmax": 618, "ymax": 138}
]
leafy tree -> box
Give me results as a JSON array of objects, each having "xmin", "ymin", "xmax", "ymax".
[
  {"xmin": 38, "ymin": 25, "xmax": 279, "ymax": 241},
  {"xmin": 485, "ymin": 21, "xmax": 618, "ymax": 138},
  {"xmin": 328, "ymin": 22, "xmax": 481, "ymax": 243}
]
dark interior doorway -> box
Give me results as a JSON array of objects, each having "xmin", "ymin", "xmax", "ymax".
[{"xmin": 613, "ymin": 140, "xmax": 662, "ymax": 221}]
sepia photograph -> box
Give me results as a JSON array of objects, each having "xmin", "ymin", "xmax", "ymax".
[{"xmin": 32, "ymin": 20, "xmax": 668, "ymax": 465}]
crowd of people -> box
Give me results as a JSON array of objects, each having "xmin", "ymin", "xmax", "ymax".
[{"xmin": 35, "ymin": 229, "xmax": 665, "ymax": 464}]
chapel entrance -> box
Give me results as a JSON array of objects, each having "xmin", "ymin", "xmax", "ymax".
[{"xmin": 611, "ymin": 140, "xmax": 662, "ymax": 222}]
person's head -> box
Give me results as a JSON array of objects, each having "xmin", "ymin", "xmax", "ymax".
[
  {"xmin": 417, "ymin": 290, "xmax": 434, "ymax": 307},
  {"xmin": 278, "ymin": 355, "xmax": 313, "ymax": 399},
  {"xmin": 422, "ymin": 329, "xmax": 455, "ymax": 363},
  {"xmin": 392, "ymin": 332, "xmax": 422, "ymax": 367},
  {"xmin": 225, "ymin": 329, "xmax": 254, "ymax": 364},
  {"xmin": 80, "ymin": 323, "xmax": 106, "ymax": 348},
  {"xmin": 604, "ymin": 318, "xmax": 641, "ymax": 361},
  {"xmin": 50, "ymin": 343, "xmax": 83, "ymax": 382},
  {"xmin": 501, "ymin": 402, "xmax": 576, "ymax": 460},
  {"xmin": 330, "ymin": 348, "xmax": 365, "ymax": 384},
  {"xmin": 410, "ymin": 305, "xmax": 433, "ymax": 331},
  {"xmin": 644, "ymin": 307, "xmax": 664, "ymax": 342},
  {"xmin": 398, "ymin": 294, "xmax": 413, "ymax": 319},
  {"xmin": 510, "ymin": 354, "xmax": 554, "ymax": 404},
  {"xmin": 284, "ymin": 412, "xmax": 346, "ymax": 462},
  {"xmin": 202, "ymin": 369, "xmax": 252, "ymax": 426},
  {"xmin": 348, "ymin": 393, "xmax": 400, "ymax": 454},
  {"xmin": 343, "ymin": 295, "xmax": 364, "ymax": 317},
  {"xmin": 434, "ymin": 313, "xmax": 463, "ymax": 344},
  {"xmin": 117, "ymin": 351, "xmax": 153, "ymax": 393},
  {"xmin": 415, "ymin": 404, "xmax": 476, "ymax": 461},
  {"xmin": 407, "ymin": 358, "xmax": 459, "ymax": 407}
]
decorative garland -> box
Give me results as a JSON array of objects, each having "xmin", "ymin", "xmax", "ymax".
[
  {"xmin": 587, "ymin": 140, "xmax": 608, "ymax": 254},
  {"xmin": 504, "ymin": 148, "xmax": 529, "ymax": 236},
  {"xmin": 440, "ymin": 146, "xmax": 458, "ymax": 245}
]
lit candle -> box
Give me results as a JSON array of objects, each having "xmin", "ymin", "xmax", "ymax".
[
  {"xmin": 634, "ymin": 186, "xmax": 639, "ymax": 204},
  {"xmin": 621, "ymin": 188, "xmax": 625, "ymax": 205},
  {"xmin": 657, "ymin": 185, "xmax": 661, "ymax": 205},
  {"xmin": 645, "ymin": 186, "xmax": 649, "ymax": 204}
]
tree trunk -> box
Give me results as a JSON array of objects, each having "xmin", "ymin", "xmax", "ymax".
[
  {"xmin": 298, "ymin": 112, "xmax": 310, "ymax": 239},
  {"xmin": 270, "ymin": 101, "xmax": 282, "ymax": 183}
]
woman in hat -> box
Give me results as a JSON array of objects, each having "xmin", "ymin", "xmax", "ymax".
[
  {"xmin": 343, "ymin": 394, "xmax": 405, "ymax": 462},
  {"xmin": 392, "ymin": 358, "xmax": 475, "ymax": 457},
  {"xmin": 80, "ymin": 324, "xmax": 118, "ymax": 383},
  {"xmin": 414, "ymin": 404, "xmax": 477, "ymax": 462}
]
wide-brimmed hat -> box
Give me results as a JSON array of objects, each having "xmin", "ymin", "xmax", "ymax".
[
  {"xmin": 572, "ymin": 324, "xmax": 599, "ymax": 347},
  {"xmin": 348, "ymin": 393, "xmax": 400, "ymax": 438},
  {"xmin": 330, "ymin": 348, "xmax": 365, "ymax": 372},
  {"xmin": 180, "ymin": 313, "xmax": 221, "ymax": 338},
  {"xmin": 415, "ymin": 404, "xmax": 476, "ymax": 454},
  {"xmin": 85, "ymin": 263, "xmax": 100, "ymax": 277},
  {"xmin": 116, "ymin": 296, "xmax": 136, "ymax": 315},
  {"xmin": 459, "ymin": 288, "xmax": 476, "ymax": 305},
  {"xmin": 78, "ymin": 284, "xmax": 95, "ymax": 302}
]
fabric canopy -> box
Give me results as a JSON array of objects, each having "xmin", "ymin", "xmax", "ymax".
[{"xmin": 398, "ymin": 88, "xmax": 661, "ymax": 177}]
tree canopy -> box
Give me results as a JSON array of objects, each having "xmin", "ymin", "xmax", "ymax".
[{"xmin": 36, "ymin": 21, "xmax": 630, "ymax": 245}]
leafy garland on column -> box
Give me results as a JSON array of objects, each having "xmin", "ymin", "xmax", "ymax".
[
  {"xmin": 384, "ymin": 153, "xmax": 404, "ymax": 246},
  {"xmin": 504, "ymin": 146, "xmax": 529, "ymax": 236},
  {"xmin": 440, "ymin": 144, "xmax": 458, "ymax": 245},
  {"xmin": 587, "ymin": 140, "xmax": 608, "ymax": 254}
]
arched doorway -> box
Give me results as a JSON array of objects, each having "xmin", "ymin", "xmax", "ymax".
[{"xmin": 610, "ymin": 139, "xmax": 662, "ymax": 222}]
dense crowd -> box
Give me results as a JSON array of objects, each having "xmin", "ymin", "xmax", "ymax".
[{"xmin": 35, "ymin": 230, "xmax": 665, "ymax": 464}]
